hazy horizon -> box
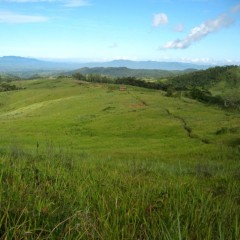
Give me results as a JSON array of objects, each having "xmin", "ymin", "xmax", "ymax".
[{"xmin": 1, "ymin": 55, "xmax": 240, "ymax": 67}]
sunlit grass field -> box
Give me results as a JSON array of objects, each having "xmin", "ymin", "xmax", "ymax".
[{"xmin": 0, "ymin": 78, "xmax": 239, "ymax": 239}]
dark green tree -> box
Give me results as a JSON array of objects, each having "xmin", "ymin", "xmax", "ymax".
[{"xmin": 72, "ymin": 72, "xmax": 86, "ymax": 81}]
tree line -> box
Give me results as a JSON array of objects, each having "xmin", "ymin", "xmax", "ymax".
[
  {"xmin": 72, "ymin": 65, "xmax": 240, "ymax": 111},
  {"xmin": 72, "ymin": 73, "xmax": 169, "ymax": 91}
]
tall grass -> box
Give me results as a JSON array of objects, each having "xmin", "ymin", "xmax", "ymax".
[
  {"xmin": 0, "ymin": 145, "xmax": 239, "ymax": 239},
  {"xmin": 0, "ymin": 78, "xmax": 239, "ymax": 239}
]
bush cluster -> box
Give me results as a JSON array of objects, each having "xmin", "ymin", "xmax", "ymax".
[{"xmin": 0, "ymin": 82, "xmax": 19, "ymax": 92}]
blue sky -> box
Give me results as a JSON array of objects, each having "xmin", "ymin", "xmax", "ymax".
[{"xmin": 0, "ymin": 0, "xmax": 239, "ymax": 64}]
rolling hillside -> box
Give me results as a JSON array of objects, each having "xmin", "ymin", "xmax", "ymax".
[
  {"xmin": 167, "ymin": 65, "xmax": 240, "ymax": 108},
  {"xmin": 169, "ymin": 65, "xmax": 240, "ymax": 88},
  {"xmin": 1, "ymin": 77, "xmax": 239, "ymax": 150},
  {"xmin": 0, "ymin": 77, "xmax": 239, "ymax": 239},
  {"xmin": 70, "ymin": 65, "xmax": 240, "ymax": 110}
]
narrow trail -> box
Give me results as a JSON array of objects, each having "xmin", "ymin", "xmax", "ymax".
[{"xmin": 165, "ymin": 108, "xmax": 210, "ymax": 144}]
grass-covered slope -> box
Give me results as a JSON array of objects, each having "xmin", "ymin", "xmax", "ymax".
[
  {"xmin": 167, "ymin": 65, "xmax": 240, "ymax": 109},
  {"xmin": 169, "ymin": 65, "xmax": 240, "ymax": 88},
  {"xmin": 169, "ymin": 65, "xmax": 240, "ymax": 96},
  {"xmin": 0, "ymin": 78, "xmax": 240, "ymax": 239}
]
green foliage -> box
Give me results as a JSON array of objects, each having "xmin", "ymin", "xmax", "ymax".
[
  {"xmin": 0, "ymin": 82, "xmax": 19, "ymax": 92},
  {"xmin": 113, "ymin": 76, "xmax": 169, "ymax": 91},
  {"xmin": 0, "ymin": 77, "xmax": 240, "ymax": 239},
  {"xmin": 0, "ymin": 145, "xmax": 240, "ymax": 239},
  {"xmin": 0, "ymin": 73, "xmax": 20, "ymax": 82},
  {"xmin": 166, "ymin": 66, "xmax": 240, "ymax": 110},
  {"xmin": 72, "ymin": 66, "xmax": 240, "ymax": 110},
  {"xmin": 72, "ymin": 73, "xmax": 170, "ymax": 90},
  {"xmin": 189, "ymin": 88, "xmax": 220, "ymax": 104},
  {"xmin": 72, "ymin": 72, "xmax": 86, "ymax": 81},
  {"xmin": 86, "ymin": 73, "xmax": 113, "ymax": 83},
  {"xmin": 73, "ymin": 72, "xmax": 113, "ymax": 83},
  {"xmin": 169, "ymin": 65, "xmax": 240, "ymax": 89},
  {"xmin": 165, "ymin": 85, "xmax": 176, "ymax": 97}
]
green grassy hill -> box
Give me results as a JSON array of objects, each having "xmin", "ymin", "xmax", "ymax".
[
  {"xmin": 169, "ymin": 65, "xmax": 240, "ymax": 87},
  {"xmin": 166, "ymin": 65, "xmax": 240, "ymax": 109},
  {"xmin": 0, "ymin": 77, "xmax": 239, "ymax": 239},
  {"xmin": 169, "ymin": 65, "xmax": 240, "ymax": 96}
]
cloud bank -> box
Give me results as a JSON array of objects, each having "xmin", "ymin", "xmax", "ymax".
[
  {"xmin": 163, "ymin": 13, "xmax": 233, "ymax": 49},
  {"xmin": 153, "ymin": 13, "xmax": 168, "ymax": 27},
  {"xmin": 0, "ymin": 11, "xmax": 48, "ymax": 23},
  {"xmin": 64, "ymin": 0, "xmax": 91, "ymax": 7},
  {"xmin": 1, "ymin": 0, "xmax": 91, "ymax": 7},
  {"xmin": 231, "ymin": 3, "xmax": 240, "ymax": 14},
  {"xmin": 1, "ymin": 0, "xmax": 54, "ymax": 2}
]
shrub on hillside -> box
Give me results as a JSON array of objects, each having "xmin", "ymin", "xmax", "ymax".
[{"xmin": 0, "ymin": 82, "xmax": 19, "ymax": 92}]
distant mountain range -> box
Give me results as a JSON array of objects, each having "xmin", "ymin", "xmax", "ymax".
[
  {"xmin": 0, "ymin": 56, "xmax": 211, "ymax": 74},
  {"xmin": 84, "ymin": 60, "xmax": 211, "ymax": 71},
  {"xmin": 69, "ymin": 67, "xmax": 196, "ymax": 78},
  {"xmin": 0, "ymin": 56, "xmax": 79, "ymax": 72}
]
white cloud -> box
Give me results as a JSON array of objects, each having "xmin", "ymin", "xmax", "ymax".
[
  {"xmin": 1, "ymin": 0, "xmax": 54, "ymax": 2},
  {"xmin": 231, "ymin": 3, "xmax": 240, "ymax": 14},
  {"xmin": 0, "ymin": 11, "xmax": 48, "ymax": 23},
  {"xmin": 1, "ymin": 0, "xmax": 91, "ymax": 7},
  {"xmin": 153, "ymin": 13, "xmax": 168, "ymax": 27},
  {"xmin": 64, "ymin": 0, "xmax": 91, "ymax": 7},
  {"xmin": 173, "ymin": 23, "xmax": 184, "ymax": 32},
  {"xmin": 179, "ymin": 57, "xmax": 214, "ymax": 64},
  {"xmin": 163, "ymin": 13, "xmax": 233, "ymax": 49}
]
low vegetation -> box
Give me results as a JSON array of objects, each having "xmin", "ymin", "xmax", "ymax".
[
  {"xmin": 0, "ymin": 68, "xmax": 239, "ymax": 238},
  {"xmin": 0, "ymin": 82, "xmax": 21, "ymax": 92},
  {"xmin": 1, "ymin": 146, "xmax": 240, "ymax": 239}
]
